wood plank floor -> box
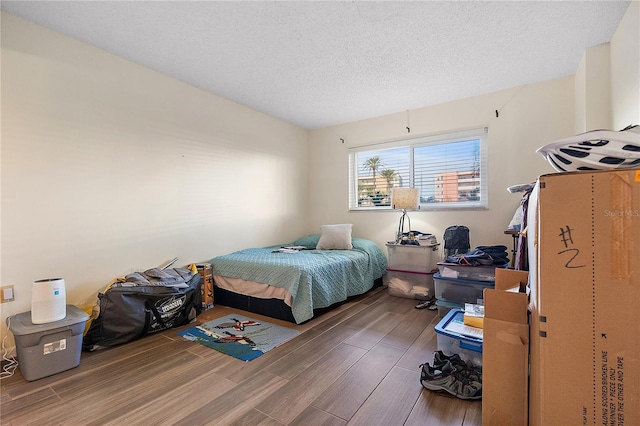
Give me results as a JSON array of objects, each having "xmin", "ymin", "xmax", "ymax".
[{"xmin": 1, "ymin": 287, "xmax": 481, "ymax": 425}]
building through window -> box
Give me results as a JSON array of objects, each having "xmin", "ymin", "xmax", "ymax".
[{"xmin": 348, "ymin": 128, "xmax": 488, "ymax": 210}]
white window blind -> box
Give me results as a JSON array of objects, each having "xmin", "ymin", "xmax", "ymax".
[{"xmin": 348, "ymin": 128, "xmax": 488, "ymax": 210}]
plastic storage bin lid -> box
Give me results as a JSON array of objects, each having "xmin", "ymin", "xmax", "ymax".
[
  {"xmin": 7, "ymin": 305, "xmax": 89, "ymax": 336},
  {"xmin": 434, "ymin": 299, "xmax": 464, "ymax": 310},
  {"xmin": 433, "ymin": 272, "xmax": 495, "ymax": 287},
  {"xmin": 434, "ymin": 308, "xmax": 483, "ymax": 350}
]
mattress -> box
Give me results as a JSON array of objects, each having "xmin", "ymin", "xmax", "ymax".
[{"xmin": 210, "ymin": 236, "xmax": 387, "ymax": 323}]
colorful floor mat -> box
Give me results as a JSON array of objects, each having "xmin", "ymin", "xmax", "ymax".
[{"xmin": 178, "ymin": 314, "xmax": 299, "ymax": 361}]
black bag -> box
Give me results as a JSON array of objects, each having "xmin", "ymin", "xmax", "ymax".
[
  {"xmin": 443, "ymin": 225, "xmax": 470, "ymax": 256},
  {"xmin": 83, "ymin": 269, "xmax": 202, "ymax": 351}
]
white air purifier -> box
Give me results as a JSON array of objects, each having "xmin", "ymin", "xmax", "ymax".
[{"xmin": 31, "ymin": 278, "xmax": 66, "ymax": 324}]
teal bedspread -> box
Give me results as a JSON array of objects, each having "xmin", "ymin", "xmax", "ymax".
[{"xmin": 210, "ymin": 236, "xmax": 387, "ymax": 323}]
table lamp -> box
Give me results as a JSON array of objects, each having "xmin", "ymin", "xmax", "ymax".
[{"xmin": 391, "ymin": 187, "xmax": 420, "ymax": 243}]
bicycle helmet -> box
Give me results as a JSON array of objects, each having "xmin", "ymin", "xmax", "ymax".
[{"xmin": 536, "ymin": 125, "xmax": 640, "ymax": 172}]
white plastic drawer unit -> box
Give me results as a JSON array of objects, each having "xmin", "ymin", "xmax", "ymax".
[{"xmin": 386, "ymin": 243, "xmax": 441, "ymax": 273}]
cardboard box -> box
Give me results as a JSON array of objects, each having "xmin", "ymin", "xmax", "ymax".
[
  {"xmin": 463, "ymin": 303, "xmax": 485, "ymax": 329},
  {"xmin": 529, "ymin": 169, "xmax": 640, "ymax": 426},
  {"xmin": 196, "ymin": 263, "xmax": 214, "ymax": 310},
  {"xmin": 462, "ymin": 314, "xmax": 483, "ymax": 329},
  {"xmin": 482, "ymin": 269, "xmax": 529, "ymax": 426}
]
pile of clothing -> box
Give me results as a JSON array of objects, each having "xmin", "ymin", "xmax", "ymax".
[{"xmin": 444, "ymin": 245, "xmax": 509, "ymax": 266}]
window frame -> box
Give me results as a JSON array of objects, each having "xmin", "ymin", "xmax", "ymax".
[{"xmin": 348, "ymin": 127, "xmax": 489, "ymax": 211}]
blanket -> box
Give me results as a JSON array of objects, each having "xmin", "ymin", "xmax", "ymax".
[{"xmin": 210, "ymin": 237, "xmax": 387, "ymax": 323}]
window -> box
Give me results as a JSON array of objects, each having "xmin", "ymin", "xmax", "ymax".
[{"xmin": 349, "ymin": 128, "xmax": 488, "ymax": 210}]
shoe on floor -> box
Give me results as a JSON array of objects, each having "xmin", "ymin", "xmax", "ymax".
[
  {"xmin": 420, "ymin": 360, "xmax": 456, "ymax": 390},
  {"xmin": 433, "ymin": 350, "xmax": 466, "ymax": 368},
  {"xmin": 415, "ymin": 300, "xmax": 435, "ymax": 309},
  {"xmin": 420, "ymin": 360, "xmax": 482, "ymax": 400},
  {"xmin": 433, "ymin": 350, "xmax": 482, "ymax": 382}
]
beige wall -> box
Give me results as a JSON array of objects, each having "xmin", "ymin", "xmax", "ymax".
[
  {"xmin": 308, "ymin": 78, "xmax": 574, "ymax": 252},
  {"xmin": 611, "ymin": 0, "xmax": 640, "ymax": 129},
  {"xmin": 574, "ymin": 1, "xmax": 640, "ymax": 133},
  {"xmin": 1, "ymin": 13, "xmax": 308, "ymax": 338},
  {"xmin": 575, "ymin": 43, "xmax": 612, "ymax": 133}
]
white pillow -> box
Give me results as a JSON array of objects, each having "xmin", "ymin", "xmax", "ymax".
[{"xmin": 316, "ymin": 224, "xmax": 353, "ymax": 250}]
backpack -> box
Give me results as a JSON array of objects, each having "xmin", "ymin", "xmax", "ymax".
[{"xmin": 443, "ymin": 225, "xmax": 470, "ymax": 256}]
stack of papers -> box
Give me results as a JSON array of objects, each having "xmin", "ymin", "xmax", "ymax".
[
  {"xmin": 271, "ymin": 246, "xmax": 310, "ymax": 253},
  {"xmin": 445, "ymin": 320, "xmax": 483, "ymax": 339}
]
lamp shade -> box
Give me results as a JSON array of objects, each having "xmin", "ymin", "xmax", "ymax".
[{"xmin": 391, "ymin": 187, "xmax": 419, "ymax": 210}]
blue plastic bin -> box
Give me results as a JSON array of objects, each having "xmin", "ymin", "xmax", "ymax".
[{"xmin": 434, "ymin": 308, "xmax": 483, "ymax": 367}]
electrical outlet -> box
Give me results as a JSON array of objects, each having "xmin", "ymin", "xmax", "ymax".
[{"xmin": 1, "ymin": 285, "xmax": 15, "ymax": 303}]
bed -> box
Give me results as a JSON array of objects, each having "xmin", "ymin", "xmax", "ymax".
[{"xmin": 209, "ymin": 232, "xmax": 387, "ymax": 324}]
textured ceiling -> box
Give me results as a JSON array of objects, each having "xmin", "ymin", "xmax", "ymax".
[{"xmin": 1, "ymin": 1, "xmax": 631, "ymax": 129}]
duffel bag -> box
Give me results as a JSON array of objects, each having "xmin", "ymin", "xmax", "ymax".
[{"xmin": 83, "ymin": 268, "xmax": 202, "ymax": 351}]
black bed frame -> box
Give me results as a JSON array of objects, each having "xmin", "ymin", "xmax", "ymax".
[{"xmin": 213, "ymin": 277, "xmax": 383, "ymax": 324}]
